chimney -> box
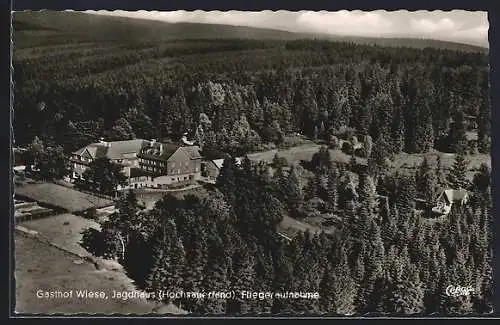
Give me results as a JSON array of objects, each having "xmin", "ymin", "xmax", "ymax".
[{"xmin": 98, "ymin": 137, "xmax": 110, "ymax": 147}]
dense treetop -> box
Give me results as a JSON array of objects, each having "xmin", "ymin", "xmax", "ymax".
[
  {"xmin": 14, "ymin": 12, "xmax": 489, "ymax": 159},
  {"xmin": 81, "ymin": 150, "xmax": 493, "ymax": 315}
]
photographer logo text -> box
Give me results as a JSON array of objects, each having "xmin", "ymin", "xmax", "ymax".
[{"xmin": 445, "ymin": 285, "xmax": 475, "ymax": 297}]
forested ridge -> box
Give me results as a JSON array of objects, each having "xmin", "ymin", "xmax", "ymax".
[{"xmin": 15, "ymin": 12, "xmax": 492, "ymax": 315}]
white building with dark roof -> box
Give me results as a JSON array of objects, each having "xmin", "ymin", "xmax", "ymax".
[
  {"xmin": 68, "ymin": 138, "xmax": 151, "ymax": 181},
  {"xmin": 432, "ymin": 188, "xmax": 469, "ymax": 215},
  {"xmin": 136, "ymin": 141, "xmax": 202, "ymax": 188}
]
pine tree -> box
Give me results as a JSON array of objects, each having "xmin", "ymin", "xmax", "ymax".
[
  {"xmin": 353, "ymin": 250, "xmax": 368, "ymax": 312},
  {"xmin": 446, "ymin": 149, "xmax": 470, "ymax": 190},
  {"xmin": 252, "ymin": 244, "xmax": 275, "ymax": 313},
  {"xmin": 358, "ymin": 173, "xmax": 378, "ymax": 220},
  {"xmin": 449, "ymin": 110, "xmax": 468, "ymax": 154},
  {"xmin": 194, "ymin": 124, "xmax": 205, "ymax": 149},
  {"xmin": 285, "ymin": 166, "xmax": 303, "ymax": 217},
  {"xmin": 271, "ymin": 251, "xmax": 294, "ymax": 313},
  {"xmin": 349, "ymin": 154, "xmax": 358, "ymax": 172},
  {"xmin": 477, "ymin": 88, "xmax": 491, "ymax": 154},
  {"xmin": 216, "ymin": 156, "xmax": 241, "ymax": 206},
  {"xmin": 435, "ymin": 154, "xmax": 445, "ymax": 188},
  {"xmin": 471, "ymin": 163, "xmax": 491, "ymax": 207},
  {"xmin": 305, "ymin": 174, "xmax": 320, "ymax": 201},
  {"xmin": 395, "ymin": 174, "xmax": 417, "ymax": 224},
  {"xmin": 202, "ymin": 232, "xmax": 230, "ymax": 314},
  {"xmin": 361, "ymin": 219, "xmax": 385, "ymax": 312},
  {"xmin": 105, "ymin": 189, "xmax": 145, "ymax": 260},
  {"xmin": 319, "ymin": 262, "xmax": 336, "ymax": 313},
  {"xmin": 181, "ymin": 221, "xmax": 208, "ymax": 312},
  {"xmin": 416, "ymin": 109, "xmax": 435, "ymax": 153},
  {"xmin": 144, "ymin": 220, "xmax": 185, "ymax": 305},
  {"xmin": 416, "ymin": 156, "xmax": 438, "ymax": 207},
  {"xmin": 368, "ymin": 134, "xmax": 391, "ymax": 180},
  {"xmin": 391, "ymin": 105, "xmax": 405, "ymax": 154},
  {"xmin": 319, "ymin": 121, "xmax": 326, "ymax": 139},
  {"xmin": 363, "ymin": 134, "xmax": 373, "ymax": 158},
  {"xmin": 241, "ymin": 155, "xmax": 253, "ymax": 175},
  {"xmin": 388, "ymin": 263, "xmax": 425, "ymax": 315},
  {"xmin": 226, "ymin": 244, "xmax": 256, "ymax": 315},
  {"xmin": 472, "ymin": 163, "xmax": 491, "ymax": 195},
  {"xmin": 411, "ymin": 88, "xmax": 434, "ymax": 153},
  {"xmin": 333, "ymin": 251, "xmax": 358, "ymax": 315},
  {"xmin": 325, "ymin": 166, "xmax": 339, "ymax": 212},
  {"xmin": 272, "ymin": 153, "xmax": 287, "ymax": 175},
  {"xmin": 440, "ymin": 263, "xmax": 474, "ymax": 315},
  {"xmin": 311, "ymin": 146, "xmax": 332, "ymax": 173},
  {"xmin": 290, "ymin": 248, "xmax": 318, "ymax": 313}
]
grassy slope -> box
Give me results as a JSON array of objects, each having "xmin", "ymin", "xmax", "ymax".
[
  {"xmin": 15, "ymin": 233, "xmax": 186, "ymax": 315},
  {"xmin": 15, "ymin": 182, "xmax": 114, "ymax": 212},
  {"xmin": 13, "ymin": 11, "xmax": 487, "ymax": 53},
  {"xmin": 19, "ymin": 213, "xmax": 101, "ymax": 257}
]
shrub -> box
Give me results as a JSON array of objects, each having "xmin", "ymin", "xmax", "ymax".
[{"xmin": 328, "ymin": 135, "xmax": 340, "ymax": 150}]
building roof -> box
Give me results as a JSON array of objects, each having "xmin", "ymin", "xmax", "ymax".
[
  {"xmin": 182, "ymin": 146, "xmax": 202, "ymax": 160},
  {"xmin": 139, "ymin": 143, "xmax": 179, "ymax": 160},
  {"xmin": 212, "ymin": 157, "xmax": 242, "ymax": 170},
  {"xmin": 138, "ymin": 143, "xmax": 201, "ymax": 161},
  {"xmin": 73, "ymin": 139, "xmax": 150, "ymax": 160},
  {"xmin": 442, "ymin": 189, "xmax": 469, "ymax": 203},
  {"xmin": 213, "ymin": 159, "xmax": 225, "ymax": 169}
]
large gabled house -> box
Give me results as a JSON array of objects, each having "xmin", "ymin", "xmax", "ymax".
[
  {"xmin": 68, "ymin": 139, "xmax": 151, "ymax": 182},
  {"xmin": 137, "ymin": 140, "xmax": 202, "ymax": 188}
]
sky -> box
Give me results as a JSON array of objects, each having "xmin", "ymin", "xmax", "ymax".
[{"xmin": 85, "ymin": 10, "xmax": 489, "ymax": 47}]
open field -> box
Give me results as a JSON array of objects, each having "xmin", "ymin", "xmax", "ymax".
[
  {"xmin": 14, "ymin": 234, "xmax": 186, "ymax": 315},
  {"xmin": 278, "ymin": 215, "xmax": 334, "ymax": 239},
  {"xmin": 247, "ymin": 144, "xmax": 364, "ymax": 166},
  {"xmin": 248, "ymin": 144, "xmax": 490, "ymax": 180},
  {"xmin": 15, "ymin": 182, "xmax": 114, "ymax": 213},
  {"xmin": 20, "ymin": 214, "xmax": 100, "ymax": 257},
  {"xmin": 391, "ymin": 151, "xmax": 491, "ymax": 179},
  {"xmin": 134, "ymin": 186, "xmax": 209, "ymax": 210}
]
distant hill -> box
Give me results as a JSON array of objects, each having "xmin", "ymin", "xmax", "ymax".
[
  {"xmin": 316, "ymin": 34, "xmax": 488, "ymax": 53},
  {"xmin": 13, "ymin": 11, "xmax": 301, "ymax": 46},
  {"xmin": 13, "ymin": 10, "xmax": 488, "ymax": 53}
]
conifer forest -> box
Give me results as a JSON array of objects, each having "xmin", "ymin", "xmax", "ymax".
[{"xmin": 13, "ymin": 11, "xmax": 492, "ymax": 316}]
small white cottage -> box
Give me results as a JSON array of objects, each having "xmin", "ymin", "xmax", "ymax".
[{"xmin": 432, "ymin": 189, "xmax": 469, "ymax": 215}]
